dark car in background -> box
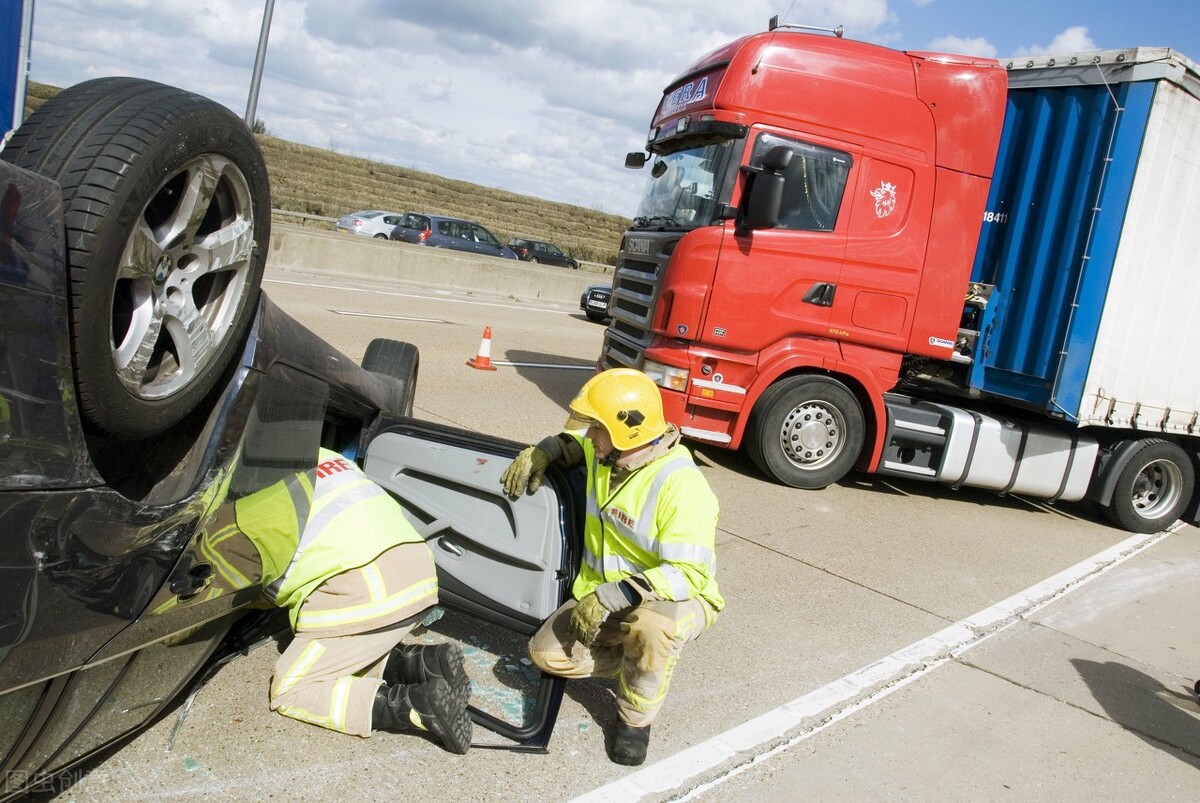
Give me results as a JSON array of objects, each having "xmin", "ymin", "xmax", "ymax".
[
  {"xmin": 390, "ymin": 213, "xmax": 517, "ymax": 259},
  {"xmin": 507, "ymin": 238, "xmax": 579, "ymax": 269},
  {"xmin": 580, "ymin": 284, "xmax": 612, "ymax": 322},
  {"xmin": 1, "ymin": 79, "xmax": 576, "ymax": 799}
]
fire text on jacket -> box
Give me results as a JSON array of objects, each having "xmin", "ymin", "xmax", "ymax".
[{"xmin": 316, "ymin": 458, "xmax": 353, "ymax": 479}]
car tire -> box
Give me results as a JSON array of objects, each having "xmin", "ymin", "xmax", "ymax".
[
  {"xmin": 3, "ymin": 77, "xmax": 270, "ymax": 439},
  {"xmin": 362, "ymin": 338, "xmax": 420, "ymax": 417},
  {"xmin": 373, "ymin": 233, "xmax": 388, "ymax": 239},
  {"xmin": 529, "ymin": 256, "xmax": 539, "ymax": 264}
]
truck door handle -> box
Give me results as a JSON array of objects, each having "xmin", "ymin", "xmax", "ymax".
[{"xmin": 803, "ymin": 282, "xmax": 837, "ymax": 307}]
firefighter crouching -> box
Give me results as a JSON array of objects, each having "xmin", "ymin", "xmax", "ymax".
[
  {"xmin": 501, "ymin": 368, "xmax": 723, "ymax": 766},
  {"xmin": 201, "ymin": 448, "xmax": 472, "ymax": 752}
]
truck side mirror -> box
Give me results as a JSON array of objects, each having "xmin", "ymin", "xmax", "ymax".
[
  {"xmin": 743, "ymin": 173, "xmax": 785, "ymax": 230},
  {"xmin": 761, "ymin": 145, "xmax": 793, "ymax": 172},
  {"xmin": 625, "ymin": 152, "xmax": 649, "ymax": 169},
  {"xmin": 740, "ymin": 146, "xmax": 793, "ymax": 231}
]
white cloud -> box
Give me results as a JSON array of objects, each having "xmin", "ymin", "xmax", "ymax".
[
  {"xmin": 1014, "ymin": 26, "xmax": 1097, "ymax": 57},
  {"xmin": 926, "ymin": 35, "xmax": 998, "ymax": 58},
  {"xmin": 17, "ymin": 0, "xmax": 974, "ymax": 217}
]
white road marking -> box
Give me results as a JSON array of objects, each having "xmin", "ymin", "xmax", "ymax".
[
  {"xmin": 265, "ymin": 277, "xmax": 576, "ymax": 315},
  {"xmin": 491, "ymin": 361, "xmax": 595, "ymax": 370},
  {"xmin": 331, "ymin": 309, "xmax": 448, "ymax": 323},
  {"xmin": 572, "ymin": 525, "xmax": 1180, "ymax": 802}
]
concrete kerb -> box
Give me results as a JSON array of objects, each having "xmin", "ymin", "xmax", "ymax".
[{"xmin": 267, "ymin": 224, "xmax": 611, "ymax": 306}]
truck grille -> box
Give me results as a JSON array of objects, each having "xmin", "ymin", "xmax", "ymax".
[{"xmin": 601, "ymin": 240, "xmax": 670, "ymax": 369}]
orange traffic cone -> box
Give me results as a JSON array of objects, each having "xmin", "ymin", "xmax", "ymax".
[{"xmin": 466, "ymin": 325, "xmax": 498, "ymax": 371}]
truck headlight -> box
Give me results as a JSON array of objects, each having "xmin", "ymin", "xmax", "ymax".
[{"xmin": 643, "ymin": 359, "xmax": 689, "ymax": 392}]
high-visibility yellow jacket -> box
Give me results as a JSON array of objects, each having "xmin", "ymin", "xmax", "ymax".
[
  {"xmin": 234, "ymin": 448, "xmax": 427, "ymax": 629},
  {"xmin": 569, "ymin": 434, "xmax": 723, "ymax": 613}
]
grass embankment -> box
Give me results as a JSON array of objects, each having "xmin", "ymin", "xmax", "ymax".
[{"xmin": 23, "ymin": 81, "xmax": 630, "ymax": 265}]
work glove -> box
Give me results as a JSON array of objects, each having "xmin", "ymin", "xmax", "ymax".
[
  {"xmin": 570, "ymin": 581, "xmax": 639, "ymax": 646},
  {"xmin": 501, "ymin": 446, "xmax": 552, "ymax": 497}
]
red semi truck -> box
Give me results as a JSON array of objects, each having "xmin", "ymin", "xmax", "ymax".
[{"xmin": 600, "ymin": 21, "xmax": 1200, "ymax": 533}]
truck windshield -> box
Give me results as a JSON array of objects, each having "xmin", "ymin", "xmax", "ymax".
[{"xmin": 632, "ymin": 140, "xmax": 735, "ymax": 230}]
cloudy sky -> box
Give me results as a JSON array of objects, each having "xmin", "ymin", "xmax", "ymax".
[{"xmin": 23, "ymin": 0, "xmax": 1200, "ymax": 217}]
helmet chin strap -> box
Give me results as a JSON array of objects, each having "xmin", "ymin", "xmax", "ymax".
[{"xmin": 600, "ymin": 433, "xmax": 662, "ymax": 467}]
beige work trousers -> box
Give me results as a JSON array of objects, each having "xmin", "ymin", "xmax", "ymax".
[
  {"xmin": 528, "ymin": 595, "xmax": 714, "ymax": 727},
  {"xmin": 270, "ymin": 542, "xmax": 437, "ymax": 737}
]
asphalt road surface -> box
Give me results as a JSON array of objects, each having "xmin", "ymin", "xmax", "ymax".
[{"xmin": 50, "ymin": 263, "xmax": 1200, "ymax": 802}]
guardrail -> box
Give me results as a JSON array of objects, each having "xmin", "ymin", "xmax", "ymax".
[
  {"xmin": 271, "ymin": 209, "xmax": 337, "ymax": 229},
  {"xmin": 269, "ymin": 208, "xmax": 614, "ymax": 274}
]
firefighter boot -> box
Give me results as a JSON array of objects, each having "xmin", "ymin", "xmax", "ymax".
[
  {"xmin": 383, "ymin": 643, "xmax": 471, "ymax": 708},
  {"xmin": 372, "ymin": 679, "xmax": 472, "ymax": 754},
  {"xmin": 607, "ymin": 721, "xmax": 651, "ymax": 766}
]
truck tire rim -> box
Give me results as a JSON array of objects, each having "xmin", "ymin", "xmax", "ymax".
[
  {"xmin": 112, "ymin": 154, "xmax": 256, "ymax": 400},
  {"xmin": 779, "ymin": 401, "xmax": 844, "ymax": 470},
  {"xmin": 1130, "ymin": 458, "xmax": 1183, "ymax": 519}
]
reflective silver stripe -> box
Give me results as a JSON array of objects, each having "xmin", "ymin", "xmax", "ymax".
[
  {"xmin": 632, "ymin": 455, "xmax": 692, "ymax": 542},
  {"xmin": 629, "ymin": 456, "xmax": 717, "ymax": 567},
  {"xmin": 657, "ymin": 564, "xmax": 692, "ymax": 599},
  {"xmin": 263, "ymin": 474, "xmax": 314, "ymax": 603},
  {"xmin": 586, "ymin": 486, "xmax": 602, "ymax": 519},
  {"xmin": 659, "ymin": 541, "xmax": 717, "ymax": 565},
  {"xmin": 286, "ymin": 474, "xmax": 313, "ymax": 521},
  {"xmin": 582, "ymin": 548, "xmax": 644, "ymax": 577},
  {"xmin": 304, "ymin": 481, "xmax": 386, "ymax": 535},
  {"xmin": 268, "ymin": 474, "xmax": 386, "ymax": 601}
]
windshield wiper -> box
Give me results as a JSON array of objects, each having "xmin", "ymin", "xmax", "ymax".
[{"xmin": 633, "ymin": 215, "xmax": 682, "ymax": 229}]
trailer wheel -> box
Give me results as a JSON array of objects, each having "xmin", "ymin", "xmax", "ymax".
[
  {"xmin": 2, "ymin": 77, "xmax": 269, "ymax": 440},
  {"xmin": 362, "ymin": 338, "xmax": 420, "ymax": 416},
  {"xmin": 746, "ymin": 375, "xmax": 864, "ymax": 489},
  {"xmin": 1101, "ymin": 440, "xmax": 1194, "ymax": 533}
]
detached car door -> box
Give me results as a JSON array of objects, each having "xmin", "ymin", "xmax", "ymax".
[{"xmin": 363, "ymin": 417, "xmax": 580, "ymax": 749}]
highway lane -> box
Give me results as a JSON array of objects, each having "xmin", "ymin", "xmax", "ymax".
[{"xmin": 54, "ymin": 263, "xmax": 1162, "ymax": 802}]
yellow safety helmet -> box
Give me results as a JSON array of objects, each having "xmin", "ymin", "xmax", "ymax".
[{"xmin": 565, "ymin": 368, "xmax": 669, "ymax": 450}]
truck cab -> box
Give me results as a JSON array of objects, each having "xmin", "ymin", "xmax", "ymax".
[{"xmin": 602, "ymin": 29, "xmax": 1005, "ymax": 468}]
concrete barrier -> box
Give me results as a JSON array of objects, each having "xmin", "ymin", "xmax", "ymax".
[{"xmin": 267, "ymin": 223, "xmax": 611, "ymax": 305}]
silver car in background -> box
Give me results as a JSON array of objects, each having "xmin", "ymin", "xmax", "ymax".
[{"xmin": 335, "ymin": 210, "xmax": 407, "ymax": 238}]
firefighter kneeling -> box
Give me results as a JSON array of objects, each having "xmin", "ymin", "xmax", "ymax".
[
  {"xmin": 207, "ymin": 449, "xmax": 472, "ymax": 752},
  {"xmin": 502, "ymin": 368, "xmax": 723, "ymax": 766}
]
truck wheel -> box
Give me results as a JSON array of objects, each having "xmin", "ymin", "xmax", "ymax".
[
  {"xmin": 1101, "ymin": 439, "xmax": 1193, "ymax": 533},
  {"xmin": 362, "ymin": 339, "xmax": 420, "ymax": 416},
  {"xmin": 2, "ymin": 77, "xmax": 269, "ymax": 439},
  {"xmin": 746, "ymin": 375, "xmax": 864, "ymax": 489}
]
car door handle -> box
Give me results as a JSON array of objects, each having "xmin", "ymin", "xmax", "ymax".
[
  {"xmin": 436, "ymin": 537, "xmax": 465, "ymax": 558},
  {"xmin": 170, "ymin": 563, "xmax": 213, "ymax": 600},
  {"xmin": 803, "ymin": 282, "xmax": 837, "ymax": 307}
]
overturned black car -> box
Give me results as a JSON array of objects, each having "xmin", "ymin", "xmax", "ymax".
[{"xmin": 1, "ymin": 79, "xmax": 579, "ymax": 799}]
